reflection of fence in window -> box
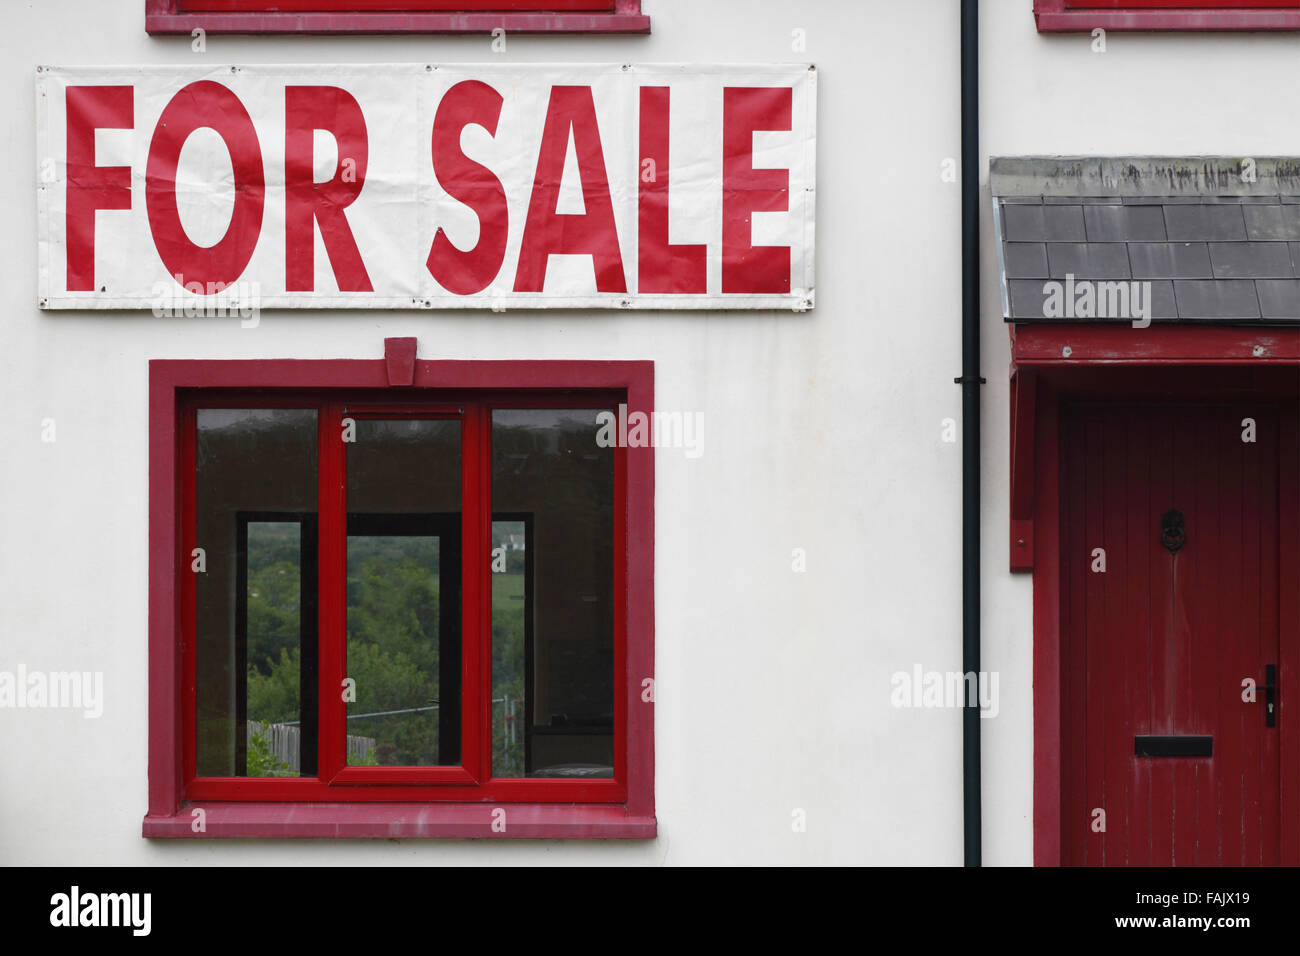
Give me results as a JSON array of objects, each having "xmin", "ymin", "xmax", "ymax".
[
  {"xmin": 492, "ymin": 516, "xmax": 530, "ymax": 778},
  {"xmin": 252, "ymin": 699, "xmax": 517, "ymax": 775},
  {"xmin": 246, "ymin": 720, "xmax": 375, "ymax": 775},
  {"xmin": 342, "ymin": 702, "xmax": 439, "ymax": 766}
]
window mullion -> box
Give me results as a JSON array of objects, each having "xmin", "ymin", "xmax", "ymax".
[
  {"xmin": 318, "ymin": 400, "xmax": 348, "ymax": 784},
  {"xmin": 460, "ymin": 401, "xmax": 492, "ymax": 785}
]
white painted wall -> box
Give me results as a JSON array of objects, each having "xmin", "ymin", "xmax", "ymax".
[{"xmin": 1, "ymin": 0, "xmax": 1295, "ymax": 865}]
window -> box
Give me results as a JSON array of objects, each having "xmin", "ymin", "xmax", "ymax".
[
  {"xmin": 145, "ymin": 0, "xmax": 650, "ymax": 35},
  {"xmin": 1035, "ymin": 0, "xmax": 1300, "ymax": 31},
  {"xmin": 145, "ymin": 351, "xmax": 655, "ymax": 838}
]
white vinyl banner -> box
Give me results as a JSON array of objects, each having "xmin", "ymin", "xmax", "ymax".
[{"xmin": 36, "ymin": 63, "xmax": 816, "ymax": 311}]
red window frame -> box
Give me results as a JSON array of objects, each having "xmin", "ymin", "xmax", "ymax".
[
  {"xmin": 144, "ymin": 354, "xmax": 655, "ymax": 838},
  {"xmin": 1035, "ymin": 0, "xmax": 1300, "ymax": 31},
  {"xmin": 145, "ymin": 0, "xmax": 650, "ymax": 34}
]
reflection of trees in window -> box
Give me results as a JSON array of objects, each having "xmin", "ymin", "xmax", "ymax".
[
  {"xmin": 345, "ymin": 514, "xmax": 460, "ymax": 767},
  {"xmin": 238, "ymin": 514, "xmax": 317, "ymax": 776},
  {"xmin": 197, "ymin": 404, "xmax": 619, "ymax": 784}
]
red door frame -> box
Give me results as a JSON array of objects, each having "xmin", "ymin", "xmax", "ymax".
[
  {"xmin": 1011, "ymin": 324, "xmax": 1300, "ymax": 866},
  {"xmin": 146, "ymin": 349, "xmax": 655, "ymax": 838}
]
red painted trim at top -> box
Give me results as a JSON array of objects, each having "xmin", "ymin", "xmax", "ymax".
[
  {"xmin": 181, "ymin": 0, "xmax": 613, "ymax": 11},
  {"xmin": 1070, "ymin": 0, "xmax": 1300, "ymax": 6},
  {"xmin": 1011, "ymin": 324, "xmax": 1300, "ymax": 368},
  {"xmin": 146, "ymin": 0, "xmax": 650, "ymax": 34},
  {"xmin": 147, "ymin": 357, "xmax": 655, "ymax": 839},
  {"xmin": 1035, "ymin": 0, "xmax": 1300, "ymax": 30}
]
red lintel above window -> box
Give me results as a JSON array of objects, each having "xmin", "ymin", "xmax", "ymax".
[
  {"xmin": 182, "ymin": 0, "xmax": 613, "ymax": 8},
  {"xmin": 1036, "ymin": 0, "xmax": 1300, "ymax": 31},
  {"xmin": 147, "ymin": 0, "xmax": 650, "ymax": 34}
]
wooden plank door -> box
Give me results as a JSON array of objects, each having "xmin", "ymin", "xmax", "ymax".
[{"xmin": 1061, "ymin": 402, "xmax": 1282, "ymax": 866}]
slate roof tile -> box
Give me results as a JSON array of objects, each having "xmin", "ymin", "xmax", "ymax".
[
  {"xmin": 1173, "ymin": 280, "xmax": 1261, "ymax": 319},
  {"xmin": 1163, "ymin": 204, "xmax": 1247, "ymax": 241},
  {"xmin": 1208, "ymin": 242, "xmax": 1294, "ymax": 279},
  {"xmin": 1045, "ymin": 242, "xmax": 1131, "ymax": 278},
  {"xmin": 1257, "ymin": 280, "xmax": 1300, "ymax": 319},
  {"xmin": 993, "ymin": 158, "xmax": 1300, "ymax": 324},
  {"xmin": 1128, "ymin": 242, "xmax": 1211, "ymax": 280}
]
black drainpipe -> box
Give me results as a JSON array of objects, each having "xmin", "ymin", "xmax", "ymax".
[{"xmin": 958, "ymin": 0, "xmax": 984, "ymax": 868}]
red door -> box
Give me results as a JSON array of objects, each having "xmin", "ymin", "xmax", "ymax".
[{"xmin": 1061, "ymin": 402, "xmax": 1282, "ymax": 865}]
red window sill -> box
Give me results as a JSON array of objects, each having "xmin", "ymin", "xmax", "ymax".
[
  {"xmin": 144, "ymin": 803, "xmax": 657, "ymax": 839},
  {"xmin": 1034, "ymin": 0, "xmax": 1300, "ymax": 31},
  {"xmin": 145, "ymin": 0, "xmax": 650, "ymax": 34}
]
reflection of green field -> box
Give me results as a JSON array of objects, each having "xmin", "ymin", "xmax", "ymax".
[
  {"xmin": 492, "ymin": 570, "xmax": 525, "ymax": 609},
  {"xmin": 492, "ymin": 570, "xmax": 526, "ymax": 673}
]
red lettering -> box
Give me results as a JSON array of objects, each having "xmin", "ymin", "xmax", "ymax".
[
  {"xmin": 285, "ymin": 86, "xmax": 372, "ymax": 292},
  {"xmin": 637, "ymin": 87, "xmax": 706, "ymax": 295},
  {"xmin": 145, "ymin": 81, "xmax": 264, "ymax": 289},
  {"xmin": 514, "ymin": 86, "xmax": 626, "ymax": 294},
  {"xmin": 721, "ymin": 86, "xmax": 792, "ymax": 295},
  {"xmin": 427, "ymin": 81, "xmax": 508, "ymax": 296},
  {"xmin": 65, "ymin": 86, "xmax": 133, "ymax": 292}
]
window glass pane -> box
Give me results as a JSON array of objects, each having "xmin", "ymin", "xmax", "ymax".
[
  {"xmin": 491, "ymin": 519, "xmax": 528, "ymax": 776},
  {"xmin": 195, "ymin": 409, "xmax": 317, "ymax": 778},
  {"xmin": 345, "ymin": 419, "xmax": 461, "ymax": 766},
  {"xmin": 492, "ymin": 409, "xmax": 614, "ymax": 778}
]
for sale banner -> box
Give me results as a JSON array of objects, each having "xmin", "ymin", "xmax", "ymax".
[{"xmin": 36, "ymin": 63, "xmax": 816, "ymax": 311}]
